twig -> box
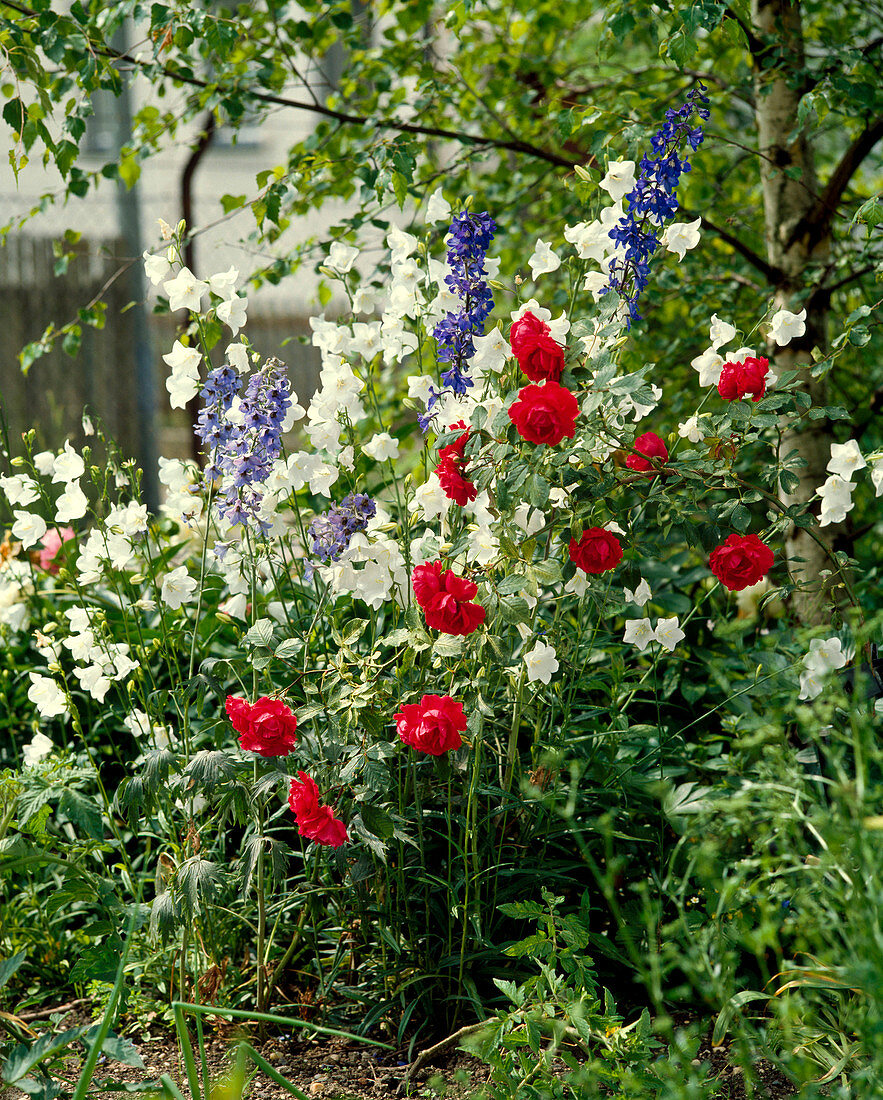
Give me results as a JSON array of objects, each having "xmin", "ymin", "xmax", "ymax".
[
  {"xmin": 402, "ymin": 1022, "xmax": 488, "ymax": 1086},
  {"xmin": 16, "ymin": 998, "xmax": 90, "ymax": 1021}
]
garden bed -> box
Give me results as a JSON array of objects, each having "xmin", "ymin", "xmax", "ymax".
[{"xmin": 11, "ymin": 1005, "xmax": 802, "ymax": 1100}]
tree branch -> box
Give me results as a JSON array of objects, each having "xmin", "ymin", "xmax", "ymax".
[
  {"xmin": 0, "ymin": 0, "xmax": 579, "ymax": 170},
  {"xmin": 785, "ymin": 114, "xmax": 883, "ymax": 251},
  {"xmin": 679, "ymin": 206, "xmax": 784, "ymax": 284}
]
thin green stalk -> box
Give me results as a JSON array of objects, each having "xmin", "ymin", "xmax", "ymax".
[
  {"xmin": 187, "ymin": 481, "xmax": 216, "ymax": 680},
  {"xmin": 72, "ymin": 906, "xmax": 137, "ymax": 1100},
  {"xmin": 457, "ymin": 716, "xmax": 484, "ymax": 1000}
]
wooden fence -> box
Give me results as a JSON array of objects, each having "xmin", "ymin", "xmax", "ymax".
[
  {"xmin": 0, "ymin": 235, "xmax": 138, "ymax": 458},
  {"xmin": 0, "ymin": 235, "xmax": 323, "ymax": 466}
]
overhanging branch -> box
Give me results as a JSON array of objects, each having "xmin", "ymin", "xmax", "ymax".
[
  {"xmin": 785, "ymin": 114, "xmax": 883, "ymax": 251},
  {"xmin": 0, "ymin": 0, "xmax": 579, "ymax": 170}
]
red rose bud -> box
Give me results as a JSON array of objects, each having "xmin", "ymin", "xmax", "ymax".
[
  {"xmin": 395, "ymin": 694, "xmax": 467, "ymax": 755},
  {"xmin": 569, "ymin": 527, "xmax": 624, "ymax": 574},
  {"xmin": 708, "ymin": 533, "xmax": 774, "ymax": 591},
  {"xmin": 717, "ymin": 356, "xmax": 769, "ymax": 402},
  {"xmin": 226, "ymin": 695, "xmax": 298, "ymax": 757},
  {"xmin": 626, "ymin": 431, "xmax": 669, "ymax": 473},
  {"xmin": 412, "ymin": 560, "xmax": 486, "ymax": 635},
  {"xmin": 508, "ymin": 380, "xmax": 579, "ymax": 447},
  {"xmin": 437, "ymin": 420, "xmax": 470, "ymax": 462},
  {"xmin": 288, "ymin": 772, "xmax": 348, "ymax": 847}
]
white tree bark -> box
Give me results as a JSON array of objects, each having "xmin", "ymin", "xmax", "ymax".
[{"xmin": 751, "ymin": 0, "xmax": 834, "ymax": 624}]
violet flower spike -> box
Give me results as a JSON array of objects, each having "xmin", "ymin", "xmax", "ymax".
[
  {"xmin": 196, "ymin": 355, "xmax": 292, "ymax": 531},
  {"xmin": 422, "ymin": 209, "xmax": 496, "ymax": 431},
  {"xmin": 602, "ymin": 82, "xmax": 710, "ymax": 325}
]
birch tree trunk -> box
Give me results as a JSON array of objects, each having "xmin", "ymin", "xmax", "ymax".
[{"xmin": 751, "ymin": 0, "xmax": 833, "ymax": 624}]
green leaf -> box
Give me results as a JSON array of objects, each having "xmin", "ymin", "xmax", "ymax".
[
  {"xmin": 505, "ymin": 933, "xmax": 550, "ymax": 958},
  {"xmin": 341, "ymin": 620, "xmax": 367, "ymax": 646},
  {"xmin": 663, "ymin": 783, "xmax": 714, "ymax": 819},
  {"xmin": 779, "ymin": 469, "xmax": 800, "ymax": 494},
  {"xmin": 177, "ymin": 858, "xmax": 223, "ymax": 915},
  {"xmin": 58, "ymin": 789, "xmax": 103, "ymax": 839},
  {"xmin": 275, "ymin": 638, "xmax": 303, "ymax": 659},
  {"xmin": 220, "ymin": 193, "xmax": 247, "ymax": 214},
  {"xmin": 118, "ymin": 150, "xmax": 141, "ymax": 188},
  {"xmin": 360, "ymin": 803, "xmax": 395, "ymax": 841},
  {"xmin": 2, "ymin": 1027, "xmax": 89, "ymax": 1084},
  {"xmin": 183, "ymin": 750, "xmax": 235, "ymax": 793},
  {"xmin": 499, "ymin": 900, "xmax": 545, "ymax": 919},
  {"xmin": 433, "ymin": 635, "xmax": 464, "ymax": 658},
  {"xmin": 244, "ymin": 618, "xmax": 275, "ymax": 648},
  {"xmin": 496, "ymin": 573, "xmax": 526, "ymax": 596},
  {"xmin": 16, "ymin": 785, "xmax": 54, "ymax": 826},
  {"xmin": 492, "ymin": 977, "xmax": 522, "ymax": 1005},
  {"xmin": 70, "ymin": 941, "xmax": 124, "ymax": 984},
  {"xmin": 95, "ymin": 1032, "xmax": 145, "ymax": 1069},
  {"xmin": 713, "ymin": 991, "xmax": 770, "ymax": 1046},
  {"xmin": 499, "ymin": 596, "xmax": 530, "ymax": 624},
  {"xmin": 730, "ymin": 503, "xmax": 750, "ymax": 532},
  {"xmin": 528, "ymin": 474, "xmax": 550, "ymax": 509},
  {"xmin": 847, "ymin": 325, "xmax": 871, "ymax": 347},
  {"xmin": 0, "ymin": 951, "xmax": 26, "ymax": 991}
]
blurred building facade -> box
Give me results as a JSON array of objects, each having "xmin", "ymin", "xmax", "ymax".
[{"xmin": 0, "ymin": 23, "xmax": 351, "ymax": 481}]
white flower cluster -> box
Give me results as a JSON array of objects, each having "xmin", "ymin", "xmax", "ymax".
[
  {"xmin": 815, "ymin": 439, "xmax": 876, "ymax": 526},
  {"xmin": 8, "ymin": 441, "xmax": 92, "ymax": 549},
  {"xmin": 318, "ymin": 508, "xmax": 408, "ymax": 611},
  {"xmin": 623, "ymin": 615, "xmax": 685, "ymax": 653},
  {"xmin": 75, "ymin": 500, "xmax": 148, "ymax": 584},
  {"xmin": 561, "ymin": 160, "xmax": 700, "ymax": 304},
  {"xmin": 149, "ymin": 253, "xmax": 250, "ymax": 406},
  {"xmin": 0, "ymin": 558, "xmax": 33, "ymax": 633},
  {"xmin": 798, "ymin": 637, "xmax": 847, "ymax": 701},
  {"xmin": 524, "ymin": 640, "xmax": 559, "ymax": 684}
]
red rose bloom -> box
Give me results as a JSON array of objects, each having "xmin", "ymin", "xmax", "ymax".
[
  {"xmin": 288, "ymin": 772, "xmax": 348, "ymax": 847},
  {"xmin": 226, "ymin": 695, "xmax": 298, "ymax": 757},
  {"xmin": 509, "ymin": 312, "xmax": 565, "ymax": 382},
  {"xmin": 412, "ymin": 560, "xmax": 486, "ymax": 635},
  {"xmin": 708, "ymin": 533, "xmax": 774, "ymax": 591},
  {"xmin": 395, "ymin": 694, "xmax": 467, "ymax": 756},
  {"xmin": 569, "ymin": 528, "xmax": 624, "ymax": 574},
  {"xmin": 435, "ymin": 421, "xmax": 477, "ymax": 506},
  {"xmin": 509, "ymin": 311, "xmax": 548, "ymax": 356},
  {"xmin": 717, "ymin": 356, "xmax": 769, "ymax": 402},
  {"xmin": 508, "ymin": 381, "xmax": 579, "ymax": 446},
  {"xmin": 626, "ymin": 432, "xmax": 669, "ymax": 473},
  {"xmin": 436, "ymin": 458, "xmax": 477, "ymax": 505}
]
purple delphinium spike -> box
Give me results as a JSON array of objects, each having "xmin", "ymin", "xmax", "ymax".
[
  {"xmin": 197, "ymin": 356, "xmax": 292, "ymax": 531},
  {"xmin": 308, "ymin": 492, "xmax": 377, "ymax": 564},
  {"xmin": 421, "ymin": 210, "xmax": 496, "ymax": 431},
  {"xmin": 602, "ymin": 82, "xmax": 710, "ymax": 325}
]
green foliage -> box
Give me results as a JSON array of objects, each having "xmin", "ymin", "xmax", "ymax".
[{"xmin": 0, "ymin": 4, "xmax": 882, "ymax": 1092}]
